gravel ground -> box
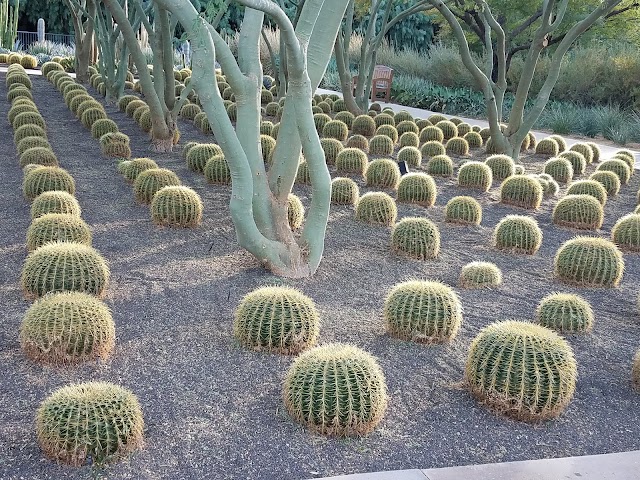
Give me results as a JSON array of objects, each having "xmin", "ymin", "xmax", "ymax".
[{"xmin": 1, "ymin": 74, "xmax": 640, "ymax": 480}]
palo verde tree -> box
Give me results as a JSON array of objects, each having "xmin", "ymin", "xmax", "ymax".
[
  {"xmin": 63, "ymin": 0, "xmax": 96, "ymax": 84},
  {"xmin": 428, "ymin": 0, "xmax": 627, "ymax": 159},
  {"xmin": 149, "ymin": 0, "xmax": 348, "ymax": 277},
  {"xmin": 335, "ymin": 0, "xmax": 432, "ymax": 114}
]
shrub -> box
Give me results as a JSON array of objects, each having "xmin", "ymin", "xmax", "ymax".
[
  {"xmin": 597, "ymin": 159, "xmax": 631, "ymax": 185},
  {"xmin": 434, "ymin": 120, "xmax": 458, "ymax": 140},
  {"xmin": 331, "ymin": 177, "xmax": 359, "ymax": 205},
  {"xmin": 457, "ymin": 161, "xmax": 493, "ymax": 192},
  {"xmin": 369, "ymin": 135, "xmax": 394, "ymax": 156},
  {"xmin": 30, "ymin": 191, "xmax": 81, "ymax": 219},
  {"xmin": 419, "ymin": 125, "xmax": 444, "ymax": 143},
  {"xmin": 21, "ymin": 242, "xmax": 110, "ymax": 298},
  {"xmin": 459, "ymin": 262, "xmax": 501, "ymax": 288},
  {"xmin": 567, "ymin": 180, "xmax": 607, "ymax": 205},
  {"xmin": 552, "ymin": 195, "xmax": 604, "ymax": 230},
  {"xmin": 90, "ymin": 118, "xmax": 119, "ymax": 139},
  {"xmin": 204, "ymin": 155, "xmax": 231, "ymax": 185},
  {"xmin": 322, "ymin": 120, "xmax": 349, "ymax": 141},
  {"xmin": 20, "ymin": 292, "xmax": 114, "ymax": 363},
  {"xmin": 133, "ymin": 168, "xmax": 182, "ymax": 204},
  {"xmin": 26, "ymin": 213, "xmax": 91, "ymax": 251},
  {"xmin": 569, "ymin": 143, "xmax": 594, "ymax": 164},
  {"xmin": 320, "ymin": 138, "xmax": 344, "ymax": 164},
  {"xmin": 287, "ymin": 194, "xmax": 305, "ymax": 230},
  {"xmin": 23, "ymin": 166, "xmax": 75, "ymax": 200},
  {"xmin": 36, "ymin": 382, "xmax": 143, "ymax": 465},
  {"xmin": 554, "ymin": 236, "xmax": 624, "ymax": 287},
  {"xmin": 283, "ymin": 343, "xmax": 387, "ymax": 436},
  {"xmin": 355, "ymin": 192, "xmax": 397, "ymax": 226},
  {"xmin": 187, "ymin": 143, "xmax": 223, "ymax": 173},
  {"xmin": 493, "ymin": 215, "xmax": 543, "ymax": 254},
  {"xmin": 446, "ymin": 137, "xmax": 469, "ymax": 156},
  {"xmin": 365, "ymin": 159, "xmax": 400, "ymax": 189},
  {"xmin": 121, "ymin": 158, "xmax": 158, "ymax": 182},
  {"xmin": 14, "ymin": 124, "xmax": 47, "ymax": 144},
  {"xmin": 19, "ymin": 147, "xmax": 58, "ymax": 168},
  {"xmin": 150, "ymin": 186, "xmax": 203, "ymax": 227},
  {"xmin": 500, "ymin": 175, "xmax": 543, "ymax": 209},
  {"xmin": 463, "ymin": 131, "xmax": 483, "ymax": 148},
  {"xmin": 611, "ymin": 213, "xmax": 640, "ymax": 252},
  {"xmin": 445, "ymin": 196, "xmax": 482, "ymax": 225},
  {"xmin": 535, "ymin": 138, "xmax": 559, "ymax": 156},
  {"xmin": 485, "ymin": 155, "xmax": 515, "ymax": 181},
  {"xmin": 391, "ymin": 217, "xmax": 440, "ymax": 260},
  {"xmin": 384, "ymin": 280, "xmax": 461, "ymax": 342},
  {"xmin": 336, "ymin": 148, "xmax": 368, "ymax": 176},
  {"xmin": 536, "ymin": 293, "xmax": 594, "ymax": 333},
  {"xmin": 559, "ymin": 151, "xmax": 587, "ymax": 176},
  {"xmin": 396, "ymin": 173, "xmax": 436, "ymax": 207},
  {"xmin": 465, "ymin": 320, "xmax": 577, "ymax": 421},
  {"xmin": 233, "ymin": 286, "xmax": 319, "ymax": 354}
]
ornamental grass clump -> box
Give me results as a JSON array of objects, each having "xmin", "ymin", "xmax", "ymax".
[
  {"xmin": 355, "ymin": 192, "xmax": 397, "ymax": 226},
  {"xmin": 493, "ymin": 215, "xmax": 543, "ymax": 254},
  {"xmin": 21, "ymin": 242, "xmax": 110, "ymax": 298},
  {"xmin": 36, "ymin": 382, "xmax": 144, "ymax": 465},
  {"xmin": 459, "ymin": 262, "xmax": 502, "ymax": 288},
  {"xmin": 331, "ymin": 177, "xmax": 359, "ymax": 205},
  {"xmin": 445, "ymin": 196, "xmax": 482, "ymax": 225},
  {"xmin": 554, "ymin": 236, "xmax": 624, "ymax": 287},
  {"xmin": 500, "ymin": 175, "xmax": 543, "ymax": 209},
  {"xmin": 391, "ymin": 217, "xmax": 440, "ymax": 260},
  {"xmin": 133, "ymin": 168, "xmax": 182, "ymax": 204},
  {"xmin": 457, "ymin": 161, "xmax": 493, "ymax": 192},
  {"xmin": 465, "ymin": 320, "xmax": 577, "ymax": 422},
  {"xmin": 26, "ymin": 214, "xmax": 92, "ymax": 251},
  {"xmin": 552, "ymin": 195, "xmax": 604, "ymax": 230},
  {"xmin": 20, "ymin": 292, "xmax": 115, "ymax": 364},
  {"xmin": 365, "ymin": 159, "xmax": 400, "ymax": 189},
  {"xmin": 396, "ymin": 173, "xmax": 436, "ymax": 207},
  {"xmin": 234, "ymin": 286, "xmax": 319, "ymax": 355},
  {"xmin": 611, "ymin": 214, "xmax": 640, "ymax": 252},
  {"xmin": 150, "ymin": 186, "xmax": 203, "ymax": 227},
  {"xmin": 536, "ymin": 293, "xmax": 594, "ymax": 333},
  {"xmin": 384, "ymin": 280, "xmax": 461, "ymax": 343},
  {"xmin": 283, "ymin": 343, "xmax": 387, "ymax": 436}
]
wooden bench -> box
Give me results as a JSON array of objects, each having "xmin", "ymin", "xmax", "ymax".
[{"xmin": 352, "ymin": 65, "xmax": 394, "ymax": 103}]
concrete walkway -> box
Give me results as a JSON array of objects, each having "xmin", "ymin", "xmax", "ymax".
[{"xmin": 314, "ymin": 450, "xmax": 640, "ymax": 480}]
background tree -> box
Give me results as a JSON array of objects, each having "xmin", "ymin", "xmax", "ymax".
[{"xmin": 63, "ymin": 0, "xmax": 95, "ymax": 84}]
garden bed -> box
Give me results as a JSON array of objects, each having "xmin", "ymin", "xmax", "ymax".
[{"xmin": 1, "ymin": 73, "xmax": 640, "ymax": 479}]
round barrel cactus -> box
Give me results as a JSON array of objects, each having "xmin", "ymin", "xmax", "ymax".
[
  {"xmin": 14, "ymin": 123, "xmax": 47, "ymax": 144},
  {"xmin": 569, "ymin": 143, "xmax": 594, "ymax": 164},
  {"xmin": 288, "ymin": 194, "xmax": 305, "ymax": 230},
  {"xmin": 22, "ymin": 242, "xmax": 110, "ymax": 298},
  {"xmin": 283, "ymin": 343, "xmax": 387, "ymax": 436},
  {"xmin": 117, "ymin": 95, "xmax": 139, "ymax": 112},
  {"xmin": 12, "ymin": 111, "xmax": 46, "ymax": 130},
  {"xmin": 234, "ymin": 286, "xmax": 319, "ymax": 354},
  {"xmin": 597, "ymin": 159, "xmax": 631, "ymax": 185},
  {"xmin": 567, "ymin": 180, "xmax": 607, "ymax": 206},
  {"xmin": 36, "ymin": 382, "xmax": 144, "ymax": 465},
  {"xmin": 331, "ymin": 177, "xmax": 359, "ymax": 205},
  {"xmin": 544, "ymin": 157, "xmax": 573, "ymax": 184},
  {"xmin": 559, "ymin": 151, "xmax": 587, "ymax": 176},
  {"xmin": 365, "ymin": 159, "xmax": 401, "ymax": 189},
  {"xmin": 426, "ymin": 154, "xmax": 454, "ymax": 177},
  {"xmin": 204, "ymin": 155, "xmax": 231, "ymax": 185},
  {"xmin": 548, "ymin": 135, "xmax": 567, "ymax": 152},
  {"xmin": 369, "ymin": 135, "xmax": 394, "ymax": 156},
  {"xmin": 536, "ymin": 293, "xmax": 594, "ymax": 333},
  {"xmin": 91, "ymin": 118, "xmax": 119, "ymax": 139},
  {"xmin": 459, "ymin": 261, "xmax": 502, "ymax": 288},
  {"xmin": 376, "ymin": 124, "xmax": 399, "ymax": 143},
  {"xmin": 554, "ymin": 236, "xmax": 624, "ymax": 287},
  {"xmin": 535, "ymin": 138, "xmax": 559, "ymax": 156},
  {"xmin": 352, "ymin": 115, "xmax": 376, "ymax": 137},
  {"xmin": 552, "ymin": 194, "xmax": 604, "ymax": 230},
  {"xmin": 133, "ymin": 168, "xmax": 182, "ymax": 204},
  {"xmin": 458, "ymin": 161, "xmax": 493, "ymax": 192},
  {"xmin": 589, "ymin": 171, "xmax": 620, "ymax": 197},
  {"xmin": 391, "ymin": 217, "xmax": 440, "ymax": 260},
  {"xmin": 396, "ymin": 173, "xmax": 436, "ymax": 207},
  {"xmin": 397, "ymin": 146, "xmax": 421, "ymax": 167},
  {"xmin": 500, "ymin": 175, "xmax": 543, "ymax": 209},
  {"xmin": 463, "ymin": 131, "xmax": 483, "ymax": 148},
  {"xmin": 150, "ymin": 186, "xmax": 203, "ymax": 227},
  {"xmin": 374, "ymin": 113, "xmax": 395, "ymax": 128},
  {"xmin": 420, "ymin": 140, "xmax": 446, "ymax": 159},
  {"xmin": 24, "ymin": 166, "xmax": 75, "ymax": 200},
  {"xmin": 320, "ymin": 138, "xmax": 344, "ymax": 164},
  {"xmin": 322, "ymin": 120, "xmax": 349, "ymax": 141},
  {"xmin": 445, "ymin": 196, "xmax": 482, "ymax": 225},
  {"xmin": 345, "ymin": 134, "xmax": 369, "ymax": 152},
  {"xmin": 446, "ymin": 137, "xmax": 469, "ymax": 156},
  {"xmin": 485, "ymin": 155, "xmax": 515, "ymax": 181},
  {"xmin": 355, "ymin": 192, "xmax": 397, "ymax": 226},
  {"xmin": 120, "ymin": 157, "xmax": 158, "ymax": 182},
  {"xmin": 30, "ymin": 191, "xmax": 81, "ymax": 219},
  {"xmin": 435, "ymin": 120, "xmax": 458, "ymax": 140},
  {"xmin": 8, "ymin": 103, "xmax": 39, "ymax": 125},
  {"xmin": 611, "ymin": 213, "xmax": 640, "ymax": 252},
  {"xmin": 17, "ymin": 136, "xmax": 52, "ymax": 156},
  {"xmin": 19, "ymin": 147, "xmax": 58, "ymax": 168},
  {"xmin": 26, "ymin": 213, "xmax": 92, "ymax": 251},
  {"xmin": 20, "ymin": 292, "xmax": 115, "ymax": 363},
  {"xmin": 384, "ymin": 280, "xmax": 461, "ymax": 343},
  {"xmin": 493, "ymin": 215, "xmax": 543, "ymax": 254},
  {"xmin": 397, "ymin": 120, "xmax": 418, "ymax": 135},
  {"xmin": 419, "ymin": 126, "xmax": 444, "ymax": 143},
  {"xmin": 465, "ymin": 320, "xmax": 577, "ymax": 421},
  {"xmin": 336, "ymin": 148, "xmax": 368, "ymax": 176}
]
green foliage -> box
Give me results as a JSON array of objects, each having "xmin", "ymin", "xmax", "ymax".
[
  {"xmin": 559, "ymin": 151, "xmax": 587, "ymax": 176},
  {"xmin": 535, "ymin": 138, "xmax": 559, "ymax": 156},
  {"xmin": 233, "ymin": 286, "xmax": 319, "ymax": 355},
  {"xmin": 30, "ymin": 191, "xmax": 81, "ymax": 220},
  {"xmin": 397, "ymin": 146, "xmax": 421, "ymax": 167},
  {"xmin": 133, "ymin": 169, "xmax": 182, "ymax": 204},
  {"xmin": 91, "ymin": 119, "xmax": 119, "ymax": 139},
  {"xmin": 485, "ymin": 155, "xmax": 515, "ymax": 181},
  {"xmin": 355, "ymin": 192, "xmax": 397, "ymax": 226},
  {"xmin": 554, "ymin": 236, "xmax": 624, "ymax": 287},
  {"xmin": 21, "ymin": 242, "xmax": 110, "ymax": 298},
  {"xmin": 611, "ymin": 213, "xmax": 640, "ymax": 252},
  {"xmin": 552, "ymin": 195, "xmax": 604, "ymax": 230},
  {"xmin": 187, "ymin": 143, "xmax": 223, "ymax": 173},
  {"xmin": 446, "ymin": 137, "xmax": 469, "ymax": 156},
  {"xmin": 120, "ymin": 158, "xmax": 159, "ymax": 182},
  {"xmin": 322, "ymin": 120, "xmax": 349, "ymax": 141},
  {"xmin": 287, "ymin": 194, "xmax": 305, "ymax": 230},
  {"xmin": 567, "ymin": 180, "xmax": 608, "ymax": 206},
  {"xmin": 536, "ymin": 293, "xmax": 594, "ymax": 333},
  {"xmin": 397, "ymin": 173, "xmax": 436, "ymax": 207},
  {"xmin": 26, "ymin": 213, "xmax": 92, "ymax": 252},
  {"xmin": 20, "ymin": 292, "xmax": 114, "ymax": 364},
  {"xmin": 150, "ymin": 186, "xmax": 203, "ymax": 228},
  {"xmin": 420, "ymin": 140, "xmax": 446, "ymax": 158},
  {"xmin": 204, "ymin": 155, "xmax": 231, "ymax": 185},
  {"xmin": 426, "ymin": 154, "xmax": 454, "ymax": 177},
  {"xmin": 419, "ymin": 125, "xmax": 444, "ymax": 143},
  {"xmin": 365, "ymin": 159, "xmax": 400, "ymax": 189},
  {"xmin": 597, "ymin": 159, "xmax": 631, "ymax": 185},
  {"xmin": 331, "ymin": 177, "xmax": 359, "ymax": 205},
  {"xmin": 500, "ymin": 175, "xmax": 543, "ymax": 209},
  {"xmin": 19, "ymin": 147, "xmax": 58, "ymax": 168},
  {"xmin": 320, "ymin": 138, "xmax": 344, "ymax": 165},
  {"xmin": 23, "ymin": 166, "xmax": 75, "ymax": 200},
  {"xmin": 457, "ymin": 161, "xmax": 492, "ymax": 192},
  {"xmin": 336, "ymin": 148, "xmax": 368, "ymax": 176},
  {"xmin": 493, "ymin": 215, "xmax": 543, "ymax": 255},
  {"xmin": 283, "ymin": 343, "xmax": 387, "ymax": 436},
  {"xmin": 465, "ymin": 320, "xmax": 577, "ymax": 422},
  {"xmin": 459, "ymin": 261, "xmax": 502, "ymax": 289},
  {"xmin": 369, "ymin": 134, "xmax": 394, "ymax": 155},
  {"xmin": 36, "ymin": 382, "xmax": 143, "ymax": 466},
  {"xmin": 445, "ymin": 196, "xmax": 482, "ymax": 225},
  {"xmin": 391, "ymin": 217, "xmax": 440, "ymax": 260}
]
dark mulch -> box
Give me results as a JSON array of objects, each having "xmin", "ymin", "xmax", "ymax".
[{"xmin": 1, "ymin": 74, "xmax": 639, "ymax": 480}]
